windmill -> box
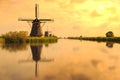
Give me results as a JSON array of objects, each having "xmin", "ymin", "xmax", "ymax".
[{"xmin": 18, "ymin": 4, "xmax": 54, "ymax": 37}]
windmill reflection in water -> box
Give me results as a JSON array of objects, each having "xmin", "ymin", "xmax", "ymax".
[{"xmin": 19, "ymin": 44, "xmax": 54, "ymax": 77}]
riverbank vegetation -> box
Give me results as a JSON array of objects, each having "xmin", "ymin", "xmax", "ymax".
[
  {"xmin": 1, "ymin": 31, "xmax": 58, "ymax": 44},
  {"xmin": 26, "ymin": 37, "xmax": 58, "ymax": 43},
  {"xmin": 1, "ymin": 31, "xmax": 28, "ymax": 43},
  {"xmin": 68, "ymin": 36, "xmax": 120, "ymax": 43},
  {"xmin": 0, "ymin": 37, "xmax": 4, "ymax": 43},
  {"xmin": 68, "ymin": 31, "xmax": 120, "ymax": 43}
]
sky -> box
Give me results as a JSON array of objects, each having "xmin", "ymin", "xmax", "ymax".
[{"xmin": 1, "ymin": 0, "xmax": 120, "ymax": 37}]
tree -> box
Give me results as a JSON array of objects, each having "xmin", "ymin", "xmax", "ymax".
[
  {"xmin": 106, "ymin": 31, "xmax": 114, "ymax": 37},
  {"xmin": 1, "ymin": 31, "xmax": 28, "ymax": 43}
]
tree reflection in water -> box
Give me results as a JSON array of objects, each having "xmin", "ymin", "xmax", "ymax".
[
  {"xmin": 0, "ymin": 42, "xmax": 54, "ymax": 78},
  {"xmin": 106, "ymin": 42, "xmax": 114, "ymax": 48},
  {"xmin": 1, "ymin": 43, "xmax": 28, "ymax": 52}
]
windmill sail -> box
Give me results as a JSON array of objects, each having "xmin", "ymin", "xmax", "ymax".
[{"xmin": 35, "ymin": 4, "xmax": 39, "ymax": 19}]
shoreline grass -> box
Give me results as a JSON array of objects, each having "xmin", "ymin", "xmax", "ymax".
[
  {"xmin": 26, "ymin": 37, "xmax": 58, "ymax": 43},
  {"xmin": 0, "ymin": 37, "xmax": 58, "ymax": 44},
  {"xmin": 68, "ymin": 37, "xmax": 120, "ymax": 43}
]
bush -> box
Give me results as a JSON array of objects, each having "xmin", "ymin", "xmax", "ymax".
[{"xmin": 1, "ymin": 31, "xmax": 28, "ymax": 43}]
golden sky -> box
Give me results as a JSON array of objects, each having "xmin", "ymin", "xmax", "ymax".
[{"xmin": 1, "ymin": 0, "xmax": 120, "ymax": 37}]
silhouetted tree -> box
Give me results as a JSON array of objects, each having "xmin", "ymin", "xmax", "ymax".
[{"xmin": 106, "ymin": 31, "xmax": 114, "ymax": 37}]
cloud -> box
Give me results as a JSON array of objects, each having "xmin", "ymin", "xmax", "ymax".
[
  {"xmin": 44, "ymin": 0, "xmax": 87, "ymax": 3},
  {"xmin": 91, "ymin": 11, "xmax": 101, "ymax": 17},
  {"xmin": 44, "ymin": 0, "xmax": 87, "ymax": 10},
  {"xmin": 0, "ymin": 0, "xmax": 17, "ymax": 4},
  {"xmin": 71, "ymin": 74, "xmax": 91, "ymax": 80},
  {"xmin": 98, "ymin": 23, "xmax": 108, "ymax": 29},
  {"xmin": 44, "ymin": 75, "xmax": 56, "ymax": 80},
  {"xmin": 44, "ymin": 0, "xmax": 56, "ymax": 2},
  {"xmin": 91, "ymin": 59, "xmax": 101, "ymax": 68},
  {"xmin": 72, "ymin": 26, "xmax": 80, "ymax": 30},
  {"xmin": 71, "ymin": 0, "xmax": 87, "ymax": 3},
  {"xmin": 108, "ymin": 16, "xmax": 120, "ymax": 22},
  {"xmin": 1, "ymin": 0, "xmax": 120, "ymax": 37}
]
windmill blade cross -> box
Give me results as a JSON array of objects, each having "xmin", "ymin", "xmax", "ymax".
[
  {"xmin": 18, "ymin": 18, "xmax": 34, "ymax": 21},
  {"xmin": 18, "ymin": 3, "xmax": 54, "ymax": 37},
  {"xmin": 39, "ymin": 19, "xmax": 54, "ymax": 22},
  {"xmin": 35, "ymin": 4, "xmax": 39, "ymax": 19}
]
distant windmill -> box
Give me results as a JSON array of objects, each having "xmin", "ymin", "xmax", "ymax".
[{"xmin": 18, "ymin": 4, "xmax": 54, "ymax": 37}]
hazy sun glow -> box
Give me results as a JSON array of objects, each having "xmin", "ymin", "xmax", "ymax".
[{"xmin": 97, "ymin": 5, "xmax": 105, "ymax": 14}]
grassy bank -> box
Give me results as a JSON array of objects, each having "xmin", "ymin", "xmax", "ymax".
[
  {"xmin": 68, "ymin": 37, "xmax": 120, "ymax": 43},
  {"xmin": 0, "ymin": 37, "xmax": 4, "ymax": 43},
  {"xmin": 0, "ymin": 31, "xmax": 58, "ymax": 44},
  {"xmin": 1, "ymin": 37, "xmax": 58, "ymax": 44},
  {"xmin": 26, "ymin": 37, "xmax": 58, "ymax": 43}
]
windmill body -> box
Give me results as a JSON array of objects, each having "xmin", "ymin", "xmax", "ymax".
[
  {"xmin": 19, "ymin": 4, "xmax": 53, "ymax": 37},
  {"xmin": 30, "ymin": 19, "xmax": 42, "ymax": 36}
]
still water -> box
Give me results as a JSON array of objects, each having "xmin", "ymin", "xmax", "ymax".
[{"xmin": 0, "ymin": 39, "xmax": 120, "ymax": 80}]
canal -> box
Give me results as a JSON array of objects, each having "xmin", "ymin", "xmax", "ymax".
[{"xmin": 0, "ymin": 39, "xmax": 120, "ymax": 80}]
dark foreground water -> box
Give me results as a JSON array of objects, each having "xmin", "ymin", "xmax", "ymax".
[{"xmin": 0, "ymin": 39, "xmax": 120, "ymax": 80}]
